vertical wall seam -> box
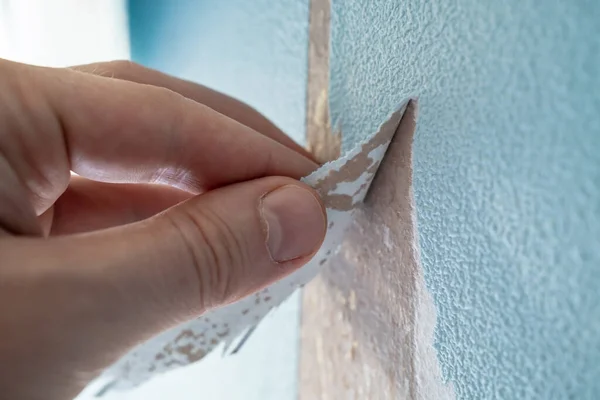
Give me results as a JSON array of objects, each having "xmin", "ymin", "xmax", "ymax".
[
  {"xmin": 305, "ymin": 0, "xmax": 339, "ymax": 164},
  {"xmin": 300, "ymin": 0, "xmax": 334, "ymax": 398}
]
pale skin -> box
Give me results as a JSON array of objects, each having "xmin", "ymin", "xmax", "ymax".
[{"xmin": 0, "ymin": 59, "xmax": 327, "ymax": 400}]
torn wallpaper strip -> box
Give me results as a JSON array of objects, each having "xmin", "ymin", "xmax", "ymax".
[{"xmin": 92, "ymin": 99, "xmax": 411, "ymax": 395}]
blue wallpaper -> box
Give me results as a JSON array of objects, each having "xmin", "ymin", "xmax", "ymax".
[
  {"xmin": 129, "ymin": 0, "xmax": 308, "ymax": 144},
  {"xmin": 329, "ymin": 0, "xmax": 600, "ymax": 398}
]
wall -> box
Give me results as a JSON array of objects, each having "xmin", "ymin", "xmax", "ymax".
[
  {"xmin": 0, "ymin": 0, "xmax": 129, "ymax": 67},
  {"xmin": 128, "ymin": 0, "xmax": 308, "ymax": 145},
  {"xmin": 118, "ymin": 1, "xmax": 310, "ymax": 399},
  {"xmin": 327, "ymin": 0, "xmax": 600, "ymax": 398}
]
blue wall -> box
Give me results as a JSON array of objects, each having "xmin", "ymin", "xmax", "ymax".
[
  {"xmin": 126, "ymin": 1, "xmax": 309, "ymax": 399},
  {"xmin": 129, "ymin": 0, "xmax": 308, "ymax": 144},
  {"xmin": 329, "ymin": 0, "xmax": 600, "ymax": 398}
]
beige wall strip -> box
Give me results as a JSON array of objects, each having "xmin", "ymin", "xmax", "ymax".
[{"xmin": 305, "ymin": 0, "xmax": 340, "ymax": 164}]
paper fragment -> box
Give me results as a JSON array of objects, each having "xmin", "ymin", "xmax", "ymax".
[{"xmin": 92, "ymin": 99, "xmax": 411, "ymax": 394}]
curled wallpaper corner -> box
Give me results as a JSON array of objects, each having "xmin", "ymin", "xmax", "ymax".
[{"xmin": 90, "ymin": 99, "xmax": 413, "ymax": 395}]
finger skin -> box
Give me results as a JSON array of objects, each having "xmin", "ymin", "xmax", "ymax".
[
  {"xmin": 72, "ymin": 60, "xmax": 315, "ymax": 160},
  {"xmin": 45, "ymin": 176, "xmax": 193, "ymax": 235},
  {"xmin": 44, "ymin": 63, "xmax": 317, "ymax": 190}
]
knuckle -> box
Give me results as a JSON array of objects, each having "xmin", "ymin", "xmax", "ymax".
[
  {"xmin": 73, "ymin": 60, "xmax": 145, "ymax": 79},
  {"xmin": 0, "ymin": 65, "xmax": 70, "ymax": 210},
  {"xmin": 165, "ymin": 207, "xmax": 246, "ymax": 308},
  {"xmin": 103, "ymin": 59, "xmax": 143, "ymax": 78}
]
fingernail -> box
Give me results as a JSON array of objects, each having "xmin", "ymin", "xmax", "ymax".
[{"xmin": 261, "ymin": 185, "xmax": 326, "ymax": 263}]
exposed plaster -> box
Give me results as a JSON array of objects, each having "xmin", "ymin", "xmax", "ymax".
[
  {"xmin": 305, "ymin": 0, "xmax": 340, "ymax": 164},
  {"xmin": 301, "ymin": 100, "xmax": 454, "ymax": 399},
  {"xmin": 299, "ymin": 1, "xmax": 453, "ymax": 398}
]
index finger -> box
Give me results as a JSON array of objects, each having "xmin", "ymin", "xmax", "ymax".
[
  {"xmin": 71, "ymin": 61, "xmax": 315, "ymax": 161},
  {"xmin": 31, "ymin": 62, "xmax": 318, "ymax": 194}
]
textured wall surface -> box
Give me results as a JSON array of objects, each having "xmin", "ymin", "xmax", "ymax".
[
  {"xmin": 329, "ymin": 0, "xmax": 600, "ymax": 398},
  {"xmin": 122, "ymin": 1, "xmax": 309, "ymax": 399},
  {"xmin": 129, "ymin": 0, "xmax": 308, "ymax": 144}
]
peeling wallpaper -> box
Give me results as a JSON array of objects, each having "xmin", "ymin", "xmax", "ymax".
[{"xmin": 329, "ymin": 0, "xmax": 600, "ymax": 398}]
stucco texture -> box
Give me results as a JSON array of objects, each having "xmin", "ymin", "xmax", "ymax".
[
  {"xmin": 123, "ymin": 1, "xmax": 309, "ymax": 399},
  {"xmin": 128, "ymin": 0, "xmax": 308, "ymax": 144},
  {"xmin": 329, "ymin": 0, "xmax": 600, "ymax": 399}
]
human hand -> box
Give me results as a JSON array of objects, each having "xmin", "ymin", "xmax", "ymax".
[{"xmin": 0, "ymin": 59, "xmax": 326, "ymax": 400}]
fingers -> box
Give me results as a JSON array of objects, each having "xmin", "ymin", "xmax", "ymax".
[
  {"xmin": 45, "ymin": 176, "xmax": 193, "ymax": 235},
  {"xmin": 0, "ymin": 60, "xmax": 318, "ymax": 225},
  {"xmin": 43, "ymin": 63, "xmax": 318, "ymax": 187},
  {"xmin": 0, "ymin": 178, "xmax": 326, "ymax": 396},
  {"xmin": 71, "ymin": 60, "xmax": 315, "ymax": 160}
]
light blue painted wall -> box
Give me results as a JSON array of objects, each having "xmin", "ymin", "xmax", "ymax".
[
  {"xmin": 128, "ymin": 0, "xmax": 308, "ymax": 145},
  {"xmin": 124, "ymin": 1, "xmax": 309, "ymax": 399},
  {"xmin": 329, "ymin": 0, "xmax": 600, "ymax": 398}
]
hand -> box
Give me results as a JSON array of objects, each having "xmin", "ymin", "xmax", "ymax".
[{"xmin": 0, "ymin": 59, "xmax": 326, "ymax": 400}]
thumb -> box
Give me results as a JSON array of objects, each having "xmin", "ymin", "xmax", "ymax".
[
  {"xmin": 131, "ymin": 175, "xmax": 327, "ymax": 315},
  {"xmin": 69, "ymin": 176, "xmax": 327, "ymax": 336}
]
